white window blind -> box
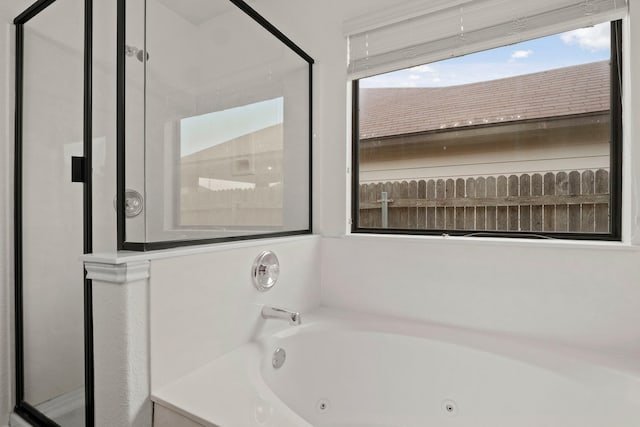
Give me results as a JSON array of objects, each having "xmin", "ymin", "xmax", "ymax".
[{"xmin": 346, "ymin": 0, "xmax": 627, "ymax": 79}]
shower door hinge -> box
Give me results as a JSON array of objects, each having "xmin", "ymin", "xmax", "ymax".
[{"xmin": 71, "ymin": 156, "xmax": 87, "ymax": 183}]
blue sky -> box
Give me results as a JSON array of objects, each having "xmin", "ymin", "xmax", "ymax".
[
  {"xmin": 180, "ymin": 97, "xmax": 283, "ymax": 157},
  {"xmin": 361, "ymin": 22, "xmax": 611, "ymax": 88}
]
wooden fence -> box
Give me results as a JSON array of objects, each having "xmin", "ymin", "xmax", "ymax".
[
  {"xmin": 181, "ymin": 186, "xmax": 282, "ymax": 226},
  {"xmin": 358, "ymin": 169, "xmax": 610, "ymax": 233}
]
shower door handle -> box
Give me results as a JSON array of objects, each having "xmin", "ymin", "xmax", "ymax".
[{"xmin": 71, "ymin": 156, "xmax": 87, "ymax": 183}]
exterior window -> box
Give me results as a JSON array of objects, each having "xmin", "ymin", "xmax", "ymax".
[{"xmin": 352, "ymin": 21, "xmax": 621, "ymax": 240}]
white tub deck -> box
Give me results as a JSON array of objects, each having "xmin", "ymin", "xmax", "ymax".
[{"xmin": 152, "ymin": 308, "xmax": 640, "ymax": 427}]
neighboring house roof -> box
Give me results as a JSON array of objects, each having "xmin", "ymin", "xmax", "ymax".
[{"xmin": 359, "ymin": 61, "xmax": 610, "ymax": 140}]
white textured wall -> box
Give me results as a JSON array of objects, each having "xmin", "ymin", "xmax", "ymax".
[
  {"xmin": 322, "ymin": 236, "xmax": 640, "ymax": 354},
  {"xmin": 150, "ymin": 235, "xmax": 321, "ymax": 391},
  {"xmin": 93, "ymin": 275, "xmax": 152, "ymax": 427}
]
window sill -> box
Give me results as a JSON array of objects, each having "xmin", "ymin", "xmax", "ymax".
[{"xmin": 344, "ymin": 231, "xmax": 639, "ymax": 252}]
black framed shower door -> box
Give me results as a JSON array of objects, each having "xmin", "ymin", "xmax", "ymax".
[{"xmin": 13, "ymin": 0, "xmax": 94, "ymax": 425}]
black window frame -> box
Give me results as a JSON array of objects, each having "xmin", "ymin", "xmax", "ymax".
[{"xmin": 351, "ymin": 20, "xmax": 623, "ymax": 241}]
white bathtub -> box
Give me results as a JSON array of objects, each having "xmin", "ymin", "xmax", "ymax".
[{"xmin": 152, "ymin": 308, "xmax": 640, "ymax": 427}]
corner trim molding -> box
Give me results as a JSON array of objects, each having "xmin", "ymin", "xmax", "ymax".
[{"xmin": 85, "ymin": 260, "xmax": 150, "ymax": 284}]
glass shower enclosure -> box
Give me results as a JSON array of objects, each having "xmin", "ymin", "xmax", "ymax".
[
  {"xmin": 119, "ymin": 0, "xmax": 313, "ymax": 250},
  {"xmin": 13, "ymin": 0, "xmax": 93, "ymax": 425}
]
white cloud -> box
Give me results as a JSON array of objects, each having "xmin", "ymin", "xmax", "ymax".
[
  {"xmin": 410, "ymin": 64, "xmax": 435, "ymax": 73},
  {"xmin": 560, "ymin": 22, "xmax": 610, "ymax": 51},
  {"xmin": 514, "ymin": 51, "xmax": 530, "ymax": 59},
  {"xmin": 510, "ymin": 49, "xmax": 533, "ymax": 60},
  {"xmin": 361, "ymin": 56, "xmax": 573, "ymax": 88},
  {"xmin": 408, "ymin": 74, "xmax": 421, "ymax": 80}
]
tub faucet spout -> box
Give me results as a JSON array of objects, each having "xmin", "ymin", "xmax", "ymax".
[{"xmin": 261, "ymin": 306, "xmax": 302, "ymax": 326}]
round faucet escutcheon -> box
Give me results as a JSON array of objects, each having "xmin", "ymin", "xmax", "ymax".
[{"xmin": 252, "ymin": 251, "xmax": 279, "ymax": 291}]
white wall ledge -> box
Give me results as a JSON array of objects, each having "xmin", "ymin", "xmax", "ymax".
[
  {"xmin": 80, "ymin": 234, "xmax": 318, "ymax": 265},
  {"xmin": 84, "ymin": 260, "xmax": 150, "ymax": 284}
]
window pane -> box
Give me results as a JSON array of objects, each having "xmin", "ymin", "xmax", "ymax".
[
  {"xmin": 356, "ymin": 22, "xmax": 614, "ymax": 235},
  {"xmin": 179, "ymin": 97, "xmax": 285, "ymax": 228},
  {"xmin": 125, "ymin": 0, "xmax": 311, "ymax": 245},
  {"xmin": 21, "ymin": 0, "xmax": 86, "ymax": 423}
]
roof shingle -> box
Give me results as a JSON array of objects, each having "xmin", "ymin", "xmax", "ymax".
[{"xmin": 359, "ymin": 61, "xmax": 610, "ymax": 139}]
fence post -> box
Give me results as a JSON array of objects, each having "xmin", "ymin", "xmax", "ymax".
[
  {"xmin": 520, "ymin": 174, "xmax": 531, "ymax": 231},
  {"xmin": 497, "ymin": 176, "xmax": 508, "ymax": 230},
  {"xmin": 381, "ymin": 191, "xmax": 389, "ymax": 228},
  {"xmin": 556, "ymin": 172, "xmax": 569, "ymax": 231},
  {"xmin": 581, "ymin": 170, "xmax": 595, "ymax": 232},
  {"xmin": 595, "ymin": 169, "xmax": 609, "ymax": 232}
]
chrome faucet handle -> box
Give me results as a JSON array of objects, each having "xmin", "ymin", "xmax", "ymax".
[{"xmin": 252, "ymin": 251, "xmax": 280, "ymax": 292}]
